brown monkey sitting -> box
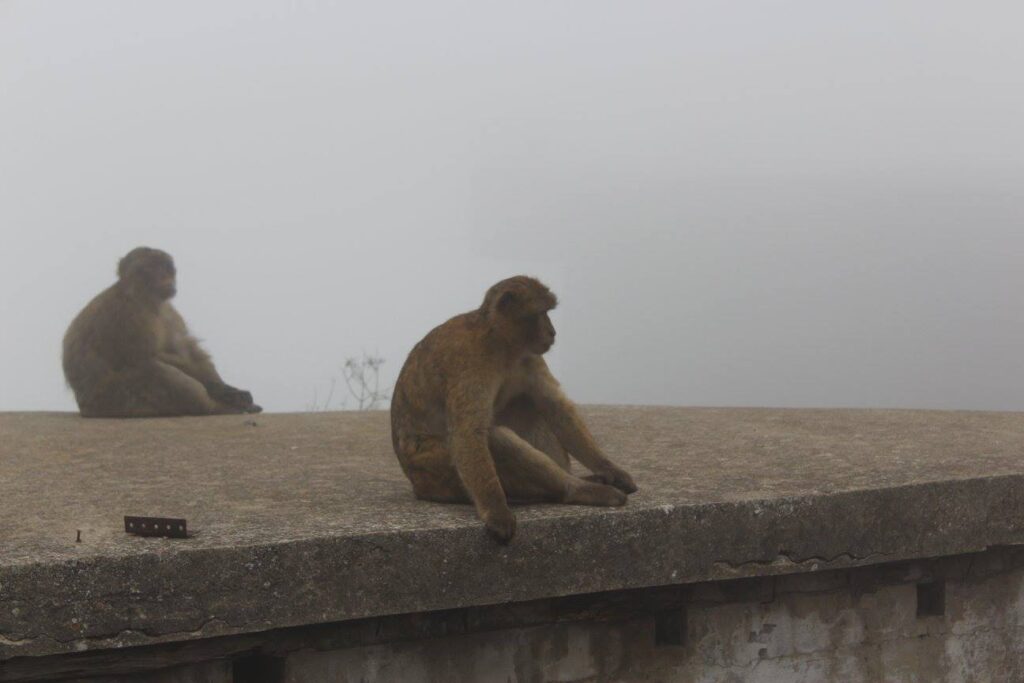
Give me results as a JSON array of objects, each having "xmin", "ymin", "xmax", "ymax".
[
  {"xmin": 390, "ymin": 276, "xmax": 637, "ymax": 543},
  {"xmin": 62, "ymin": 247, "xmax": 262, "ymax": 417}
]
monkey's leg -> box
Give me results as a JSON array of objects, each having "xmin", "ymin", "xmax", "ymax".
[
  {"xmin": 536, "ymin": 391, "xmax": 638, "ymax": 494},
  {"xmin": 496, "ymin": 396, "xmax": 570, "ymax": 471},
  {"xmin": 490, "ymin": 427, "xmax": 626, "ymax": 507},
  {"xmin": 110, "ymin": 362, "xmax": 240, "ymax": 417},
  {"xmin": 401, "ymin": 437, "xmax": 471, "ymax": 504}
]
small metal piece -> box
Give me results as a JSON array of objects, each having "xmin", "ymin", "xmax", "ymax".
[
  {"xmin": 124, "ymin": 516, "xmax": 188, "ymax": 539},
  {"xmin": 76, "ymin": 530, "xmax": 82, "ymax": 543}
]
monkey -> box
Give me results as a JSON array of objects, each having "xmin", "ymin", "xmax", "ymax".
[
  {"xmin": 390, "ymin": 275, "xmax": 638, "ymax": 543},
  {"xmin": 62, "ymin": 247, "xmax": 262, "ymax": 418}
]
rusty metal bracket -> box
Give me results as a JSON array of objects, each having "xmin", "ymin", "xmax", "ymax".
[{"xmin": 124, "ymin": 516, "xmax": 188, "ymax": 538}]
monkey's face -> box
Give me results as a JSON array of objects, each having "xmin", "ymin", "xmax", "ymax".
[
  {"xmin": 151, "ymin": 266, "xmax": 177, "ymax": 299},
  {"xmin": 487, "ymin": 278, "xmax": 559, "ymax": 355},
  {"xmin": 120, "ymin": 249, "xmax": 177, "ymax": 300},
  {"xmin": 525, "ymin": 311, "xmax": 557, "ymax": 355}
]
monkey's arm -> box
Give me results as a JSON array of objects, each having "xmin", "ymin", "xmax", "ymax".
[
  {"xmin": 161, "ymin": 341, "xmax": 224, "ymax": 385},
  {"xmin": 155, "ymin": 347, "xmax": 259, "ymax": 412},
  {"xmin": 180, "ymin": 347, "xmax": 249, "ymax": 401},
  {"xmin": 158, "ymin": 306, "xmax": 228, "ymax": 385},
  {"xmin": 446, "ymin": 380, "xmax": 516, "ymax": 543},
  {"xmin": 158, "ymin": 307, "xmax": 256, "ymax": 409},
  {"xmin": 180, "ymin": 339, "xmax": 261, "ymax": 411},
  {"xmin": 189, "ymin": 346, "xmax": 224, "ymax": 383},
  {"xmin": 530, "ymin": 364, "xmax": 638, "ymax": 494}
]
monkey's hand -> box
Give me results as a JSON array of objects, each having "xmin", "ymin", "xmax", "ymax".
[
  {"xmin": 482, "ymin": 506, "xmax": 517, "ymax": 544},
  {"xmin": 223, "ymin": 389, "xmax": 254, "ymax": 406},
  {"xmin": 584, "ymin": 468, "xmax": 638, "ymax": 494},
  {"xmin": 206, "ymin": 383, "xmax": 262, "ymax": 414},
  {"xmin": 206, "ymin": 383, "xmax": 256, "ymax": 409}
]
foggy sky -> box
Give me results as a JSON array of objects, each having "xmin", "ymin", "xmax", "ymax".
[{"xmin": 2, "ymin": 1, "xmax": 1022, "ymax": 413}]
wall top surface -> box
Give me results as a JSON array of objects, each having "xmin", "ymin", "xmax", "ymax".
[{"xmin": 2, "ymin": 407, "xmax": 1022, "ymax": 658}]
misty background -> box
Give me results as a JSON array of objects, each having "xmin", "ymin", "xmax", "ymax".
[{"xmin": 1, "ymin": 1, "xmax": 1022, "ymax": 414}]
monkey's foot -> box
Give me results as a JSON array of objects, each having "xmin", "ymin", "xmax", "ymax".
[
  {"xmin": 583, "ymin": 469, "xmax": 638, "ymax": 494},
  {"xmin": 567, "ymin": 480, "xmax": 627, "ymax": 507}
]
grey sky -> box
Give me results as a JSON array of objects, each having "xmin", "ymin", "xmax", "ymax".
[{"xmin": 2, "ymin": 1, "xmax": 1022, "ymax": 413}]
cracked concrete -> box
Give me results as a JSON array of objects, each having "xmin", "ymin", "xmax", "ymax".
[
  {"xmin": 2, "ymin": 407, "xmax": 1024, "ymax": 661},
  {"xmin": 712, "ymin": 551, "xmax": 894, "ymax": 576}
]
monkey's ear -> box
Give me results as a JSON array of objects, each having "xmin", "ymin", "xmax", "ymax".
[{"xmin": 496, "ymin": 290, "xmax": 518, "ymax": 313}]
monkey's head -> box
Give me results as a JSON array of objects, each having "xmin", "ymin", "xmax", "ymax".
[
  {"xmin": 482, "ymin": 276, "xmax": 559, "ymax": 355},
  {"xmin": 117, "ymin": 247, "xmax": 177, "ymax": 300}
]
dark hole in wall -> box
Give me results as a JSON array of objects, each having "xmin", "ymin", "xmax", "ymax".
[
  {"xmin": 654, "ymin": 608, "xmax": 687, "ymax": 646},
  {"xmin": 916, "ymin": 580, "xmax": 946, "ymax": 617},
  {"xmin": 233, "ymin": 653, "xmax": 285, "ymax": 683}
]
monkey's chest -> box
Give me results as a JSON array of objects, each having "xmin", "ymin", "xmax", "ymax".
[{"xmin": 493, "ymin": 376, "xmax": 532, "ymax": 413}]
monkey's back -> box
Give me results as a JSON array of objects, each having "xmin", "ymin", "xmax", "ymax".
[
  {"xmin": 390, "ymin": 311, "xmax": 487, "ymax": 456},
  {"xmin": 62, "ymin": 284, "xmax": 157, "ymax": 405}
]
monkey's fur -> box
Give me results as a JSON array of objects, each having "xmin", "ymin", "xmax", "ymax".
[
  {"xmin": 390, "ymin": 276, "xmax": 637, "ymax": 543},
  {"xmin": 62, "ymin": 247, "xmax": 261, "ymax": 417}
]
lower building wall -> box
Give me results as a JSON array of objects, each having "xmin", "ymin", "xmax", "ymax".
[
  {"xmin": 284, "ymin": 560, "xmax": 1024, "ymax": 682},
  {"xmin": 63, "ymin": 661, "xmax": 233, "ymax": 683},
  {"xmin": 22, "ymin": 548, "xmax": 1024, "ymax": 683}
]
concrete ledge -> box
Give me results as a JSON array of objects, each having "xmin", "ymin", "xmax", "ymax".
[{"xmin": 2, "ymin": 407, "xmax": 1023, "ymax": 660}]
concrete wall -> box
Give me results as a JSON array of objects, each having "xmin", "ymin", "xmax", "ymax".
[
  {"xmin": 9, "ymin": 548, "xmax": 1022, "ymax": 682},
  {"xmin": 14, "ymin": 548, "xmax": 1024, "ymax": 682},
  {"xmin": 8, "ymin": 408, "xmax": 1024, "ymax": 683},
  {"xmin": 279, "ymin": 558, "xmax": 1024, "ymax": 682},
  {"xmin": 66, "ymin": 662, "xmax": 232, "ymax": 683}
]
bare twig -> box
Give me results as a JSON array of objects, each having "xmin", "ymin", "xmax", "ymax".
[{"xmin": 309, "ymin": 353, "xmax": 389, "ymax": 411}]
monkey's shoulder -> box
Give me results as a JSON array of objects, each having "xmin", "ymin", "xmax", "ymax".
[
  {"xmin": 493, "ymin": 356, "xmax": 550, "ymax": 406},
  {"xmin": 419, "ymin": 311, "xmax": 482, "ymax": 347},
  {"xmin": 403, "ymin": 312, "xmax": 485, "ymax": 370}
]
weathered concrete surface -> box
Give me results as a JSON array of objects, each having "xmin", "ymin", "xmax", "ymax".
[{"xmin": 1, "ymin": 407, "xmax": 1023, "ymax": 660}]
